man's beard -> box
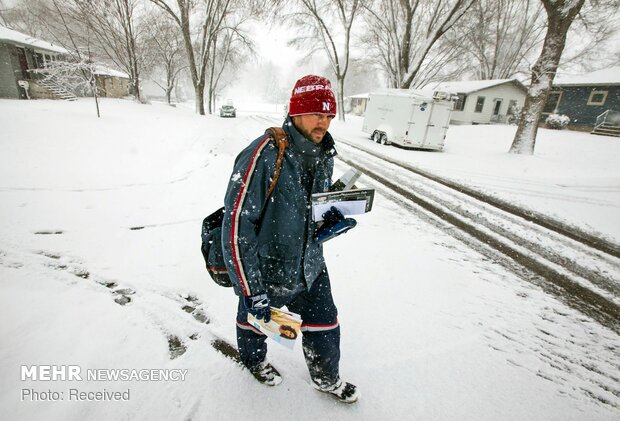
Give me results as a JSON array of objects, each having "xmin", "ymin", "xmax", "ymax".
[{"xmin": 303, "ymin": 127, "xmax": 325, "ymax": 143}]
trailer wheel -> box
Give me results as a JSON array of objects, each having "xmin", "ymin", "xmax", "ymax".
[
  {"xmin": 379, "ymin": 133, "xmax": 390, "ymax": 145},
  {"xmin": 372, "ymin": 131, "xmax": 382, "ymax": 143}
]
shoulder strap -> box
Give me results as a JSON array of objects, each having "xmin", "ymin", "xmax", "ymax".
[
  {"xmin": 255, "ymin": 127, "xmax": 289, "ymax": 230},
  {"xmin": 264, "ymin": 127, "xmax": 289, "ymax": 197}
]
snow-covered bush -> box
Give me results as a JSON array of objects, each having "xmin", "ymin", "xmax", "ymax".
[
  {"xmin": 506, "ymin": 105, "xmax": 521, "ymax": 125},
  {"xmin": 545, "ymin": 113, "xmax": 570, "ymax": 129}
]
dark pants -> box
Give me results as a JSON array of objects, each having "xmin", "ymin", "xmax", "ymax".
[{"xmin": 236, "ymin": 270, "xmax": 340, "ymax": 387}]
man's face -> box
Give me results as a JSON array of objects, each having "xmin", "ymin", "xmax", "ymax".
[{"xmin": 292, "ymin": 113, "xmax": 334, "ymax": 144}]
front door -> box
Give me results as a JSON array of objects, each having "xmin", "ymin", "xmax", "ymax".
[
  {"xmin": 16, "ymin": 47, "xmax": 29, "ymax": 79},
  {"xmin": 493, "ymin": 99, "xmax": 502, "ymax": 116}
]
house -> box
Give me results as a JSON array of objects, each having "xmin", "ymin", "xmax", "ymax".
[
  {"xmin": 1, "ymin": 26, "xmax": 129, "ymax": 100},
  {"xmin": 94, "ymin": 65, "xmax": 130, "ymax": 98},
  {"xmin": 545, "ymin": 66, "xmax": 620, "ymax": 131},
  {"xmin": 0, "ymin": 25, "xmax": 70, "ymax": 99},
  {"xmin": 423, "ymin": 79, "xmax": 527, "ymax": 125}
]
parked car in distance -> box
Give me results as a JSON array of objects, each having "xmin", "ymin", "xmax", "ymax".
[{"xmin": 219, "ymin": 105, "xmax": 236, "ymax": 118}]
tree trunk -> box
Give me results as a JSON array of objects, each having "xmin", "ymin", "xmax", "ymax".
[
  {"xmin": 165, "ymin": 67, "xmax": 172, "ymax": 104},
  {"xmin": 132, "ymin": 56, "xmax": 141, "ymax": 102},
  {"xmin": 208, "ymin": 89, "xmax": 215, "ymax": 114},
  {"xmin": 91, "ymin": 78, "xmax": 100, "ymax": 118},
  {"xmin": 207, "ymin": 36, "xmax": 216, "ymax": 115},
  {"xmin": 132, "ymin": 76, "xmax": 141, "ymax": 102},
  {"xmin": 336, "ymin": 75, "xmax": 345, "ymax": 122},
  {"xmin": 509, "ymin": 0, "xmax": 584, "ymax": 155},
  {"xmin": 195, "ymin": 83, "xmax": 205, "ymax": 115}
]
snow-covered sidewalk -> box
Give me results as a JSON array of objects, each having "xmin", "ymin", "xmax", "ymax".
[{"xmin": 1, "ymin": 99, "xmax": 618, "ymax": 420}]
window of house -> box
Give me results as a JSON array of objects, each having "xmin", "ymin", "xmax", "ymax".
[
  {"xmin": 34, "ymin": 53, "xmax": 44, "ymax": 68},
  {"xmin": 543, "ymin": 91, "xmax": 562, "ymax": 114},
  {"xmin": 474, "ymin": 96, "xmax": 485, "ymax": 113},
  {"xmin": 454, "ymin": 94, "xmax": 467, "ymax": 111},
  {"xmin": 587, "ymin": 90, "xmax": 608, "ymax": 106}
]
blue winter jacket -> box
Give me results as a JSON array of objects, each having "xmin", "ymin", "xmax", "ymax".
[{"xmin": 221, "ymin": 117, "xmax": 337, "ymax": 305}]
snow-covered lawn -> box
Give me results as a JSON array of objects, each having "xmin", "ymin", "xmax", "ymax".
[{"xmin": 1, "ymin": 98, "xmax": 618, "ymax": 421}]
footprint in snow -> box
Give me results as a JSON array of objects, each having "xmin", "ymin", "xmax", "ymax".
[
  {"xmin": 180, "ymin": 294, "xmax": 210, "ymax": 324},
  {"xmin": 36, "ymin": 250, "xmax": 135, "ymax": 305}
]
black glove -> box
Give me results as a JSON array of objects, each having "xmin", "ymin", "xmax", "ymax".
[
  {"xmin": 243, "ymin": 292, "xmax": 271, "ymax": 323},
  {"xmin": 322, "ymin": 206, "xmax": 346, "ymax": 226},
  {"xmin": 315, "ymin": 206, "xmax": 357, "ymax": 244}
]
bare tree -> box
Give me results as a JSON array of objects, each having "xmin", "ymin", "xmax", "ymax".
[
  {"xmin": 32, "ymin": 53, "xmax": 103, "ymax": 112},
  {"xmin": 48, "ymin": 0, "xmax": 101, "ymax": 117},
  {"xmin": 325, "ymin": 57, "xmax": 382, "ymax": 96},
  {"xmin": 151, "ymin": 0, "xmax": 269, "ymax": 115},
  {"xmin": 0, "ymin": 0, "xmax": 54, "ymax": 38},
  {"xmin": 143, "ymin": 13, "xmax": 187, "ymax": 104},
  {"xmin": 557, "ymin": 0, "xmax": 620, "ymax": 73},
  {"xmin": 13, "ymin": 0, "xmax": 148, "ymax": 103},
  {"xmin": 70, "ymin": 0, "xmax": 145, "ymax": 102},
  {"xmin": 207, "ymin": 25, "xmax": 254, "ymax": 113},
  {"xmin": 403, "ymin": 37, "xmax": 470, "ymax": 88},
  {"xmin": 0, "ymin": 0, "xmax": 7, "ymax": 26},
  {"xmin": 445, "ymin": 0, "xmax": 546, "ymax": 80},
  {"xmin": 362, "ymin": 0, "xmax": 475, "ymax": 89},
  {"xmin": 509, "ymin": 0, "xmax": 585, "ymax": 155},
  {"xmin": 258, "ymin": 61, "xmax": 285, "ymax": 103},
  {"xmin": 287, "ymin": 0, "xmax": 363, "ymax": 121},
  {"xmin": 150, "ymin": 0, "xmax": 254, "ymax": 115}
]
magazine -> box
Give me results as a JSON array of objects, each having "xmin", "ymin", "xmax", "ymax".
[
  {"xmin": 247, "ymin": 308, "xmax": 303, "ymax": 350},
  {"xmin": 311, "ymin": 188, "xmax": 375, "ymax": 222}
]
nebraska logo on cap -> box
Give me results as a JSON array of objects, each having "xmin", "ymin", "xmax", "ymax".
[
  {"xmin": 289, "ymin": 75, "xmax": 337, "ymax": 117},
  {"xmin": 293, "ymin": 84, "xmax": 328, "ymax": 95}
]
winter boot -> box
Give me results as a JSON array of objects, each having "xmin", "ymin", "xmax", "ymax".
[
  {"xmin": 249, "ymin": 361, "xmax": 282, "ymax": 386},
  {"xmin": 314, "ymin": 379, "xmax": 360, "ymax": 403}
]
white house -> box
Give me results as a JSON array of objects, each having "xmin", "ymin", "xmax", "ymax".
[{"xmin": 424, "ymin": 79, "xmax": 527, "ymax": 125}]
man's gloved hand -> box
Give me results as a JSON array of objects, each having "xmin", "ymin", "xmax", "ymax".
[
  {"xmin": 243, "ymin": 292, "xmax": 271, "ymax": 323},
  {"xmin": 315, "ymin": 206, "xmax": 357, "ymax": 244},
  {"xmin": 322, "ymin": 206, "xmax": 345, "ymax": 226}
]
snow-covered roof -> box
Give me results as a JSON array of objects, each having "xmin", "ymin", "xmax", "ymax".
[
  {"xmin": 423, "ymin": 79, "xmax": 526, "ymax": 94},
  {"xmin": 0, "ymin": 26, "xmax": 68, "ymax": 54},
  {"xmin": 93, "ymin": 65, "xmax": 130, "ymax": 79},
  {"xmin": 348, "ymin": 93, "xmax": 369, "ymax": 99},
  {"xmin": 369, "ymin": 88, "xmax": 439, "ymax": 100},
  {"xmin": 553, "ymin": 66, "xmax": 620, "ymax": 86}
]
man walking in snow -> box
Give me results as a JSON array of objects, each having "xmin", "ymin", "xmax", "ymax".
[{"xmin": 221, "ymin": 75, "xmax": 359, "ymax": 403}]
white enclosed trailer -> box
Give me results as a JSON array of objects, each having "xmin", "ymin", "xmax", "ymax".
[{"xmin": 362, "ymin": 89, "xmax": 454, "ymax": 151}]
